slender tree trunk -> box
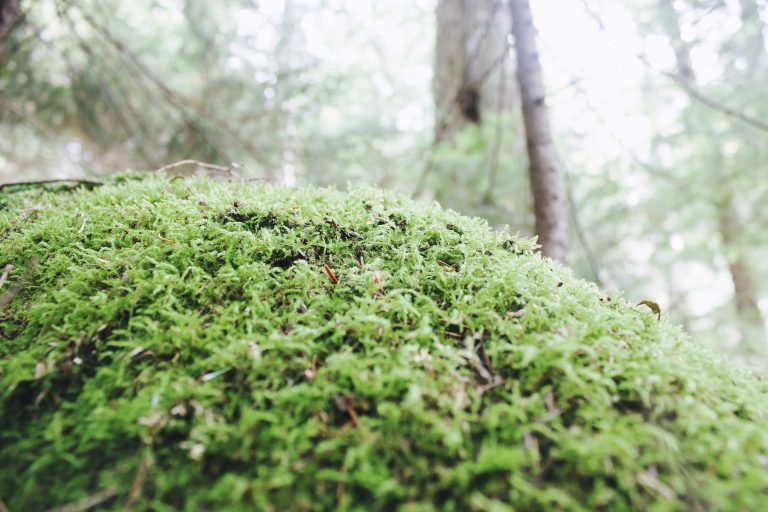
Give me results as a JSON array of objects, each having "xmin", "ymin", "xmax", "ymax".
[
  {"xmin": 275, "ymin": 0, "xmax": 307, "ymax": 186},
  {"xmin": 434, "ymin": 0, "xmax": 514, "ymax": 143},
  {"xmin": 717, "ymin": 192, "xmax": 763, "ymax": 352},
  {"xmin": 0, "ymin": 0, "xmax": 22, "ymax": 52},
  {"xmin": 509, "ymin": 0, "xmax": 569, "ymax": 263}
]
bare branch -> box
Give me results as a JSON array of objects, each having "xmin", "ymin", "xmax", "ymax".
[
  {"xmin": 44, "ymin": 488, "xmax": 118, "ymax": 512},
  {"xmin": 156, "ymin": 159, "xmax": 238, "ymax": 175},
  {"xmin": 482, "ymin": 53, "xmax": 509, "ymax": 203},
  {"xmin": 640, "ymin": 55, "xmax": 768, "ymax": 134},
  {"xmin": 0, "ymin": 179, "xmax": 104, "ymax": 191},
  {"xmin": 76, "ymin": 10, "xmax": 272, "ymax": 171},
  {"xmin": 415, "ymin": 46, "xmax": 512, "ymax": 196}
]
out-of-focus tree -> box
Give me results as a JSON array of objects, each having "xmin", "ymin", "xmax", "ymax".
[
  {"xmin": 510, "ymin": 0, "xmax": 569, "ymax": 264},
  {"xmin": 644, "ymin": 0, "xmax": 767, "ymax": 358},
  {"xmin": 0, "ymin": 0, "xmax": 433, "ymax": 187},
  {"xmin": 433, "ymin": 0, "xmax": 514, "ymax": 143},
  {"xmin": 0, "ymin": 0, "xmax": 22, "ymax": 52},
  {"xmin": 424, "ymin": 0, "xmax": 530, "ymax": 234},
  {"xmin": 2, "ymin": 0, "xmax": 768, "ymax": 370}
]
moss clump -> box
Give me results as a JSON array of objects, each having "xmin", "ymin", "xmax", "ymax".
[{"xmin": 1, "ymin": 176, "xmax": 767, "ymax": 511}]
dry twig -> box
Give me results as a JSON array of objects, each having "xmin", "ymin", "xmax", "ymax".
[
  {"xmin": 44, "ymin": 488, "xmax": 118, "ymax": 512},
  {"xmin": 0, "ymin": 179, "xmax": 104, "ymax": 191}
]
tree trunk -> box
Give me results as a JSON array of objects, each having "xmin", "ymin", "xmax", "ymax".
[
  {"xmin": 434, "ymin": 0, "xmax": 514, "ymax": 143},
  {"xmin": 717, "ymin": 192, "xmax": 763, "ymax": 352},
  {"xmin": 509, "ymin": 0, "xmax": 569, "ymax": 264},
  {"xmin": 0, "ymin": 0, "xmax": 22, "ymax": 52}
]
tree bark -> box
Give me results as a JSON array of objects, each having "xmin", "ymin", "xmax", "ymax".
[
  {"xmin": 0, "ymin": 0, "xmax": 22, "ymax": 51},
  {"xmin": 509, "ymin": 0, "xmax": 569, "ymax": 263},
  {"xmin": 434, "ymin": 0, "xmax": 514, "ymax": 143}
]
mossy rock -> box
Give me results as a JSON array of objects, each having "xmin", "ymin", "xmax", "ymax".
[{"xmin": 1, "ymin": 175, "xmax": 767, "ymax": 511}]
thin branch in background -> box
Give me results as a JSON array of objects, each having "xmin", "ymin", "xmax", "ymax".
[
  {"xmin": 76, "ymin": 11, "xmax": 233, "ymax": 166},
  {"xmin": 414, "ymin": 45, "xmax": 512, "ymax": 196},
  {"xmin": 556, "ymin": 0, "xmax": 768, "ymax": 141},
  {"xmin": 156, "ymin": 159, "xmax": 238, "ymax": 175},
  {"xmin": 571, "ymin": 2, "xmax": 768, "ymax": 135},
  {"xmin": 482, "ymin": 51, "xmax": 509, "ymax": 204},
  {"xmin": 0, "ymin": 95, "xmax": 60, "ymax": 142},
  {"xmin": 639, "ymin": 55, "xmax": 768, "ymax": 134},
  {"xmin": 58, "ymin": 15, "xmax": 161, "ymax": 166},
  {"xmin": 537, "ymin": 37, "xmax": 681, "ymax": 183},
  {"xmin": 49, "ymin": 18, "xmax": 160, "ymax": 168},
  {"xmin": 75, "ymin": 9, "xmax": 271, "ymax": 172},
  {"xmin": 564, "ymin": 171, "xmax": 608, "ymax": 288},
  {"xmin": 579, "ymin": 0, "xmax": 605, "ymax": 31},
  {"xmin": 122, "ymin": 454, "xmax": 151, "ymax": 511},
  {"xmin": 415, "ymin": 0, "xmax": 509, "ymax": 196}
]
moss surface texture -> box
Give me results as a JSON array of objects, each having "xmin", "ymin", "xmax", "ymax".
[{"xmin": 1, "ymin": 175, "xmax": 767, "ymax": 511}]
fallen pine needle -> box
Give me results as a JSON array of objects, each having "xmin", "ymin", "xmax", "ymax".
[{"xmin": 323, "ymin": 264, "xmax": 339, "ymax": 285}]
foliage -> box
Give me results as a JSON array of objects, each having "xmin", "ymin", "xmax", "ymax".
[{"xmin": 1, "ymin": 175, "xmax": 767, "ymax": 511}]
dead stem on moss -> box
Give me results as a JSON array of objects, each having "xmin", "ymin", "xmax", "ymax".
[
  {"xmin": 76, "ymin": 211, "xmax": 87, "ymax": 234},
  {"xmin": 45, "ymin": 488, "xmax": 118, "ymax": 512},
  {"xmin": 123, "ymin": 454, "xmax": 152, "ymax": 511},
  {"xmin": 0, "ymin": 264, "xmax": 11, "ymax": 289},
  {"xmin": 0, "ymin": 256, "xmax": 38, "ymax": 309}
]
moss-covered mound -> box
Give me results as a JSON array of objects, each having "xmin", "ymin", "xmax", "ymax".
[{"xmin": 1, "ymin": 176, "xmax": 767, "ymax": 511}]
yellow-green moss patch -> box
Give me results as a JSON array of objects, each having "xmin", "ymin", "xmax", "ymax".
[{"xmin": 1, "ymin": 175, "xmax": 767, "ymax": 510}]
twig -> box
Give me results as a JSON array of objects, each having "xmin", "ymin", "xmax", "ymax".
[
  {"xmin": 579, "ymin": 0, "xmax": 605, "ymax": 31},
  {"xmin": 0, "ymin": 264, "xmax": 12, "ymax": 289},
  {"xmin": 483, "ymin": 51, "xmax": 510, "ymax": 203},
  {"xmin": 647, "ymin": 58, "xmax": 768, "ymax": 134},
  {"xmin": 56, "ymin": 15, "xmax": 159, "ymax": 167},
  {"xmin": 0, "ymin": 256, "xmax": 38, "ymax": 309},
  {"xmin": 44, "ymin": 488, "xmax": 118, "ymax": 512},
  {"xmin": 0, "ymin": 179, "xmax": 104, "ymax": 191},
  {"xmin": 77, "ymin": 10, "xmax": 270, "ymax": 171},
  {"xmin": 336, "ymin": 462, "xmax": 347, "ymax": 509},
  {"xmin": 77, "ymin": 212, "xmax": 87, "ymax": 234},
  {"xmin": 415, "ymin": 48, "xmax": 511, "ymax": 195},
  {"xmin": 155, "ymin": 159, "xmax": 236, "ymax": 175},
  {"xmin": 564, "ymin": 171, "xmax": 607, "ymax": 288},
  {"xmin": 123, "ymin": 454, "xmax": 152, "ymax": 511},
  {"xmin": 537, "ymin": 38, "xmax": 681, "ymax": 183},
  {"xmin": 414, "ymin": 4, "xmax": 512, "ymax": 196}
]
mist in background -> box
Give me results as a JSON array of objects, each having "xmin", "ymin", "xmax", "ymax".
[{"xmin": 1, "ymin": 0, "xmax": 767, "ymax": 371}]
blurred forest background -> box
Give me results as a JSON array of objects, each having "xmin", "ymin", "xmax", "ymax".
[{"xmin": 1, "ymin": 0, "xmax": 767, "ymax": 371}]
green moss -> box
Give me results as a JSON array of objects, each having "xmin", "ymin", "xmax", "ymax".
[{"xmin": 1, "ymin": 175, "xmax": 766, "ymax": 511}]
